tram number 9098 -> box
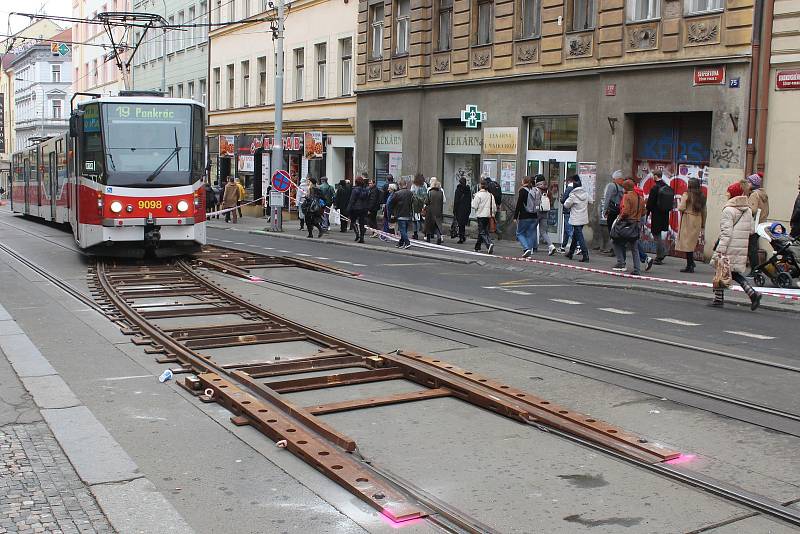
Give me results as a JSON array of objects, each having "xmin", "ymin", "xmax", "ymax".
[{"xmin": 137, "ymin": 200, "xmax": 163, "ymax": 209}]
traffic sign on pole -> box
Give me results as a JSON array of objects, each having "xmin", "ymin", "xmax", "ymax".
[{"xmin": 271, "ymin": 169, "xmax": 291, "ymax": 193}]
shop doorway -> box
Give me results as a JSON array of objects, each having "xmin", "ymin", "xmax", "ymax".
[{"xmin": 526, "ymin": 153, "xmax": 577, "ymax": 242}]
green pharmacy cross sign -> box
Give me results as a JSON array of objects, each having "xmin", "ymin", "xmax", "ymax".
[{"xmin": 460, "ymin": 104, "xmax": 487, "ymax": 129}]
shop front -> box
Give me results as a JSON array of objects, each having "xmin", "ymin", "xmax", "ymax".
[
  {"xmin": 442, "ymin": 126, "xmax": 482, "ymax": 213},
  {"xmin": 373, "ymin": 126, "xmax": 403, "ymax": 188}
]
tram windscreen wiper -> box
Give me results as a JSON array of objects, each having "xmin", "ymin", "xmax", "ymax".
[{"xmin": 146, "ymin": 128, "xmax": 181, "ymax": 183}]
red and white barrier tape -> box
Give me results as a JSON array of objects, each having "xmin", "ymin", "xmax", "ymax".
[
  {"xmin": 364, "ymin": 226, "xmax": 800, "ymax": 302},
  {"xmin": 207, "ymin": 197, "xmax": 265, "ymax": 217}
]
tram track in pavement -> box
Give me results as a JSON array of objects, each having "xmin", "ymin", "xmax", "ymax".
[
  {"xmin": 1, "ymin": 237, "xmax": 800, "ymax": 528},
  {"xmin": 204, "ymin": 243, "xmax": 800, "ymax": 438}
]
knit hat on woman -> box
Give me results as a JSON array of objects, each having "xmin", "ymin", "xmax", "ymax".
[
  {"xmin": 727, "ymin": 182, "xmax": 744, "ymax": 197},
  {"xmin": 746, "ymin": 173, "xmax": 762, "ymax": 189}
]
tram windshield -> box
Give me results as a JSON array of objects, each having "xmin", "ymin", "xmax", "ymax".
[{"xmin": 99, "ymin": 103, "xmax": 199, "ymax": 187}]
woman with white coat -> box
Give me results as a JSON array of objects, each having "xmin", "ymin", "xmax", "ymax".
[
  {"xmin": 711, "ymin": 182, "xmax": 760, "ymax": 310},
  {"xmin": 563, "ymin": 177, "xmax": 590, "ymax": 262},
  {"xmin": 471, "ymin": 180, "xmax": 497, "ymax": 254}
]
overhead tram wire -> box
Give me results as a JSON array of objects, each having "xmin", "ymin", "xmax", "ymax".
[{"xmin": 0, "ymin": 33, "xmax": 126, "ymax": 50}]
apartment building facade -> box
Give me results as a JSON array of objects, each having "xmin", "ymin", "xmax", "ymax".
[
  {"xmin": 72, "ymin": 0, "xmax": 131, "ymax": 95},
  {"xmin": 9, "ymin": 29, "xmax": 74, "ymax": 151},
  {"xmin": 130, "ymin": 0, "xmax": 210, "ymax": 104},
  {"xmin": 0, "ymin": 19, "xmax": 65, "ymax": 193},
  {"xmin": 208, "ymin": 0, "xmax": 358, "ymax": 206},
  {"xmin": 356, "ymin": 0, "xmax": 757, "ymax": 247},
  {"xmin": 762, "ymin": 0, "xmax": 800, "ymax": 228}
]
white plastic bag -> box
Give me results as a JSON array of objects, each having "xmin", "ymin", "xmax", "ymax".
[{"xmin": 329, "ymin": 208, "xmax": 341, "ymax": 226}]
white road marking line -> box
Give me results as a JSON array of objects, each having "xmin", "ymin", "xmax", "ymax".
[
  {"xmin": 278, "ymin": 250, "xmax": 291, "ymax": 253},
  {"xmin": 234, "ymin": 242, "xmax": 246, "ymax": 245},
  {"xmin": 352, "ymin": 264, "xmax": 367, "ymax": 267},
  {"xmin": 315, "ymin": 257, "xmax": 329, "ymax": 260},
  {"xmin": 295, "ymin": 253, "xmax": 311, "ymax": 257},
  {"xmin": 550, "ymin": 298, "xmax": 583, "ymax": 305},
  {"xmin": 506, "ymin": 290, "xmax": 532, "ymax": 295},
  {"xmin": 724, "ymin": 330, "xmax": 776, "ymax": 340},
  {"xmin": 382, "ymin": 262, "xmax": 438, "ymax": 267},
  {"xmin": 102, "ymin": 375, "xmax": 153, "ymax": 381},
  {"xmin": 597, "ymin": 307, "xmax": 635, "ymax": 315},
  {"xmin": 335, "ymin": 260, "xmax": 353, "ymax": 265},
  {"xmin": 261, "ymin": 247, "xmax": 274, "ymax": 250},
  {"xmin": 656, "ymin": 318, "xmax": 702, "ymax": 326}
]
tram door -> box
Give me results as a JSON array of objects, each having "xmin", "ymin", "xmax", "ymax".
[
  {"xmin": 23, "ymin": 157, "xmax": 30, "ymax": 215},
  {"xmin": 49, "ymin": 151, "xmax": 58, "ymax": 220}
]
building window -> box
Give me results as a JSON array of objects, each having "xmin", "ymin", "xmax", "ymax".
[
  {"xmin": 227, "ymin": 64, "xmax": 235, "ymax": 108},
  {"xmin": 51, "ymin": 64, "xmax": 61, "ymax": 82},
  {"xmin": 685, "ymin": 0, "xmax": 722, "ymax": 13},
  {"xmin": 177, "ymin": 83, "xmax": 184, "ymax": 98},
  {"xmin": 369, "ymin": 3, "xmax": 384, "ymax": 60},
  {"xmin": 315, "ymin": 43, "xmax": 326, "ymax": 99},
  {"xmin": 177, "ymin": 11, "xmax": 185, "ymax": 49},
  {"xmin": 339, "ymin": 38, "xmax": 352, "ymax": 96},
  {"xmin": 294, "ymin": 48, "xmax": 304, "ymax": 101},
  {"xmin": 52, "ymin": 99, "xmax": 62, "ymax": 119},
  {"xmin": 571, "ymin": 0, "xmax": 596, "ymax": 30},
  {"xmin": 213, "ymin": 67, "xmax": 220, "ymax": 109},
  {"xmin": 199, "ymin": 78, "xmax": 207, "ymax": 103},
  {"xmin": 436, "ymin": 0, "xmax": 453, "ymax": 51},
  {"xmin": 188, "ymin": 6, "xmax": 196, "ymax": 46},
  {"xmin": 91, "ymin": 59, "xmax": 98, "ymax": 86},
  {"xmin": 521, "ymin": 0, "xmax": 541, "ymax": 38},
  {"xmin": 527, "ymin": 116, "xmax": 579, "ymax": 151},
  {"xmin": 200, "ymin": 1, "xmax": 208, "ymax": 41},
  {"xmin": 167, "ymin": 16, "xmax": 175, "ymax": 53},
  {"xmin": 188, "ymin": 81, "xmax": 195, "ymax": 100},
  {"xmin": 628, "ymin": 0, "xmax": 659, "ymax": 20},
  {"xmin": 257, "ymin": 56, "xmax": 267, "ymax": 104},
  {"xmin": 395, "ymin": 0, "xmax": 410, "ymax": 55},
  {"xmin": 241, "ymin": 60, "xmax": 250, "ymax": 106},
  {"xmin": 476, "ymin": 1, "xmax": 494, "ymax": 45}
]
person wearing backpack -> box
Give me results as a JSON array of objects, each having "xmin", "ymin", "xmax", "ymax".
[
  {"xmin": 302, "ymin": 177, "xmax": 325, "ymax": 238},
  {"xmin": 534, "ymin": 176, "xmax": 557, "ymax": 255},
  {"xmin": 512, "ymin": 176, "xmax": 539, "ymax": 257},
  {"xmin": 602, "ymin": 170, "xmax": 625, "ymax": 233},
  {"xmin": 646, "ymin": 170, "xmax": 674, "ymax": 265},
  {"xmin": 318, "ymin": 176, "xmax": 335, "ymax": 230},
  {"xmin": 485, "ymin": 175, "xmax": 503, "ymax": 208},
  {"xmin": 411, "ymin": 174, "xmax": 428, "ymax": 240},
  {"xmin": 347, "ymin": 176, "xmax": 371, "ymax": 243}
]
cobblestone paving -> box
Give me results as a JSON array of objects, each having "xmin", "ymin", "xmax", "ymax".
[{"xmin": 1, "ymin": 422, "xmax": 113, "ymax": 534}]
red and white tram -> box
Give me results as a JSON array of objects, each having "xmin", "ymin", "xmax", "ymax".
[{"xmin": 10, "ymin": 91, "xmax": 207, "ymax": 256}]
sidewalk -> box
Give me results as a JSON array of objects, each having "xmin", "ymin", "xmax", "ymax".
[
  {"xmin": 206, "ymin": 214, "xmax": 800, "ymax": 311},
  {"xmin": 0, "ymin": 302, "xmax": 193, "ymax": 534}
]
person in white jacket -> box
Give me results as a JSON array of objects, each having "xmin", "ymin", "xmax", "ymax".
[
  {"xmin": 471, "ymin": 180, "xmax": 497, "ymax": 254},
  {"xmin": 563, "ymin": 177, "xmax": 590, "ymax": 262}
]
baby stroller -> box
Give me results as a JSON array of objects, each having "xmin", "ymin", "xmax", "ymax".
[{"xmin": 753, "ymin": 222, "xmax": 800, "ymax": 289}]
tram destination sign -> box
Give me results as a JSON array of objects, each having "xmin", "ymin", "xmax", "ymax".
[{"xmin": 110, "ymin": 105, "xmax": 182, "ymax": 120}]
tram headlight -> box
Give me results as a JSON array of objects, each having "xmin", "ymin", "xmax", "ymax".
[
  {"xmin": 110, "ymin": 201, "xmax": 123, "ymax": 213},
  {"xmin": 176, "ymin": 200, "xmax": 190, "ymax": 213}
]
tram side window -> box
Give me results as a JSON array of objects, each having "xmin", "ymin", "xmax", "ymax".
[
  {"xmin": 192, "ymin": 106, "xmax": 204, "ymax": 176},
  {"xmin": 80, "ymin": 103, "xmax": 104, "ymax": 181},
  {"xmin": 56, "ymin": 139, "xmax": 67, "ymax": 191}
]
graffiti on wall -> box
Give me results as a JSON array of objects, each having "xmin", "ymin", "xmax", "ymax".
[{"xmin": 710, "ymin": 141, "xmax": 741, "ymax": 168}]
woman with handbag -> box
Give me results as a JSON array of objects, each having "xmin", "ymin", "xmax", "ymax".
[
  {"xmin": 562, "ymin": 176, "xmax": 590, "ymax": 262},
  {"xmin": 676, "ymin": 178, "xmax": 707, "ymax": 273},
  {"xmin": 711, "ymin": 182, "xmax": 761, "ymax": 310},
  {"xmin": 611, "ymin": 179, "xmax": 646, "ymax": 275},
  {"xmin": 423, "ymin": 178, "xmax": 446, "ymax": 245},
  {"xmin": 471, "ymin": 180, "xmax": 497, "ymax": 254}
]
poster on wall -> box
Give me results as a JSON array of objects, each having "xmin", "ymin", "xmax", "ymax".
[
  {"xmin": 483, "ymin": 127, "xmax": 519, "ymax": 155},
  {"xmin": 500, "ymin": 161, "xmax": 516, "ymax": 195},
  {"xmin": 219, "ymin": 135, "xmax": 236, "ymax": 157},
  {"xmin": 388, "ymin": 153, "xmax": 402, "ymax": 179},
  {"xmin": 304, "ymin": 131, "xmax": 323, "ymax": 159},
  {"xmin": 482, "ymin": 159, "xmax": 497, "ymax": 181},
  {"xmin": 261, "ymin": 157, "xmax": 271, "ymax": 206},
  {"xmin": 578, "ymin": 162, "xmax": 597, "ymax": 202},
  {"xmin": 237, "ymin": 155, "xmax": 254, "ymax": 173}
]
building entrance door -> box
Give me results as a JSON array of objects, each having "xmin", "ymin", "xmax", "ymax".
[{"xmin": 526, "ymin": 151, "xmax": 577, "ymax": 244}]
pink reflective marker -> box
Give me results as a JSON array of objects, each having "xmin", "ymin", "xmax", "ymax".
[{"xmin": 665, "ymin": 453, "xmax": 697, "ymax": 465}]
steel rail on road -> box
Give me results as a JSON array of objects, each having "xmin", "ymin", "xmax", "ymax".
[
  {"xmin": 249, "ymin": 273, "xmax": 800, "ymax": 435},
  {"xmin": 86, "ymin": 255, "xmax": 696, "ymax": 528}
]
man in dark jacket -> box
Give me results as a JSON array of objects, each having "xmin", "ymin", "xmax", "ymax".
[
  {"xmin": 334, "ymin": 179, "xmax": 351, "ymax": 232},
  {"xmin": 645, "ymin": 170, "xmax": 672, "ymax": 263},
  {"xmin": 389, "ymin": 180, "xmax": 413, "ymax": 248},
  {"xmin": 366, "ymin": 179, "xmax": 381, "ymax": 237},
  {"xmin": 347, "ymin": 176, "xmax": 371, "ymax": 243},
  {"xmin": 453, "ymin": 177, "xmax": 472, "ymax": 244},
  {"xmin": 318, "ymin": 177, "xmax": 335, "ymax": 230},
  {"xmin": 512, "ymin": 176, "xmax": 539, "ymax": 258},
  {"xmin": 791, "ymin": 176, "xmax": 800, "ymax": 238}
]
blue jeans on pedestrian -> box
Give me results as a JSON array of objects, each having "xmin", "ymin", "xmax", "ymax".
[
  {"xmin": 638, "ymin": 240, "xmax": 649, "ymax": 263},
  {"xmin": 397, "ymin": 218, "xmax": 410, "ymax": 246},
  {"xmin": 535, "ymin": 216, "xmax": 553, "ymax": 250},
  {"xmin": 568, "ymin": 225, "xmax": 588, "ymax": 259},
  {"xmin": 561, "ymin": 213, "xmax": 573, "ymax": 248},
  {"xmin": 614, "ymin": 239, "xmax": 642, "ymax": 273},
  {"xmin": 516, "ymin": 218, "xmax": 537, "ymax": 252}
]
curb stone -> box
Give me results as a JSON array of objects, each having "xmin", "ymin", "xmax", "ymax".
[{"xmin": 0, "ymin": 302, "xmax": 195, "ymax": 534}]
